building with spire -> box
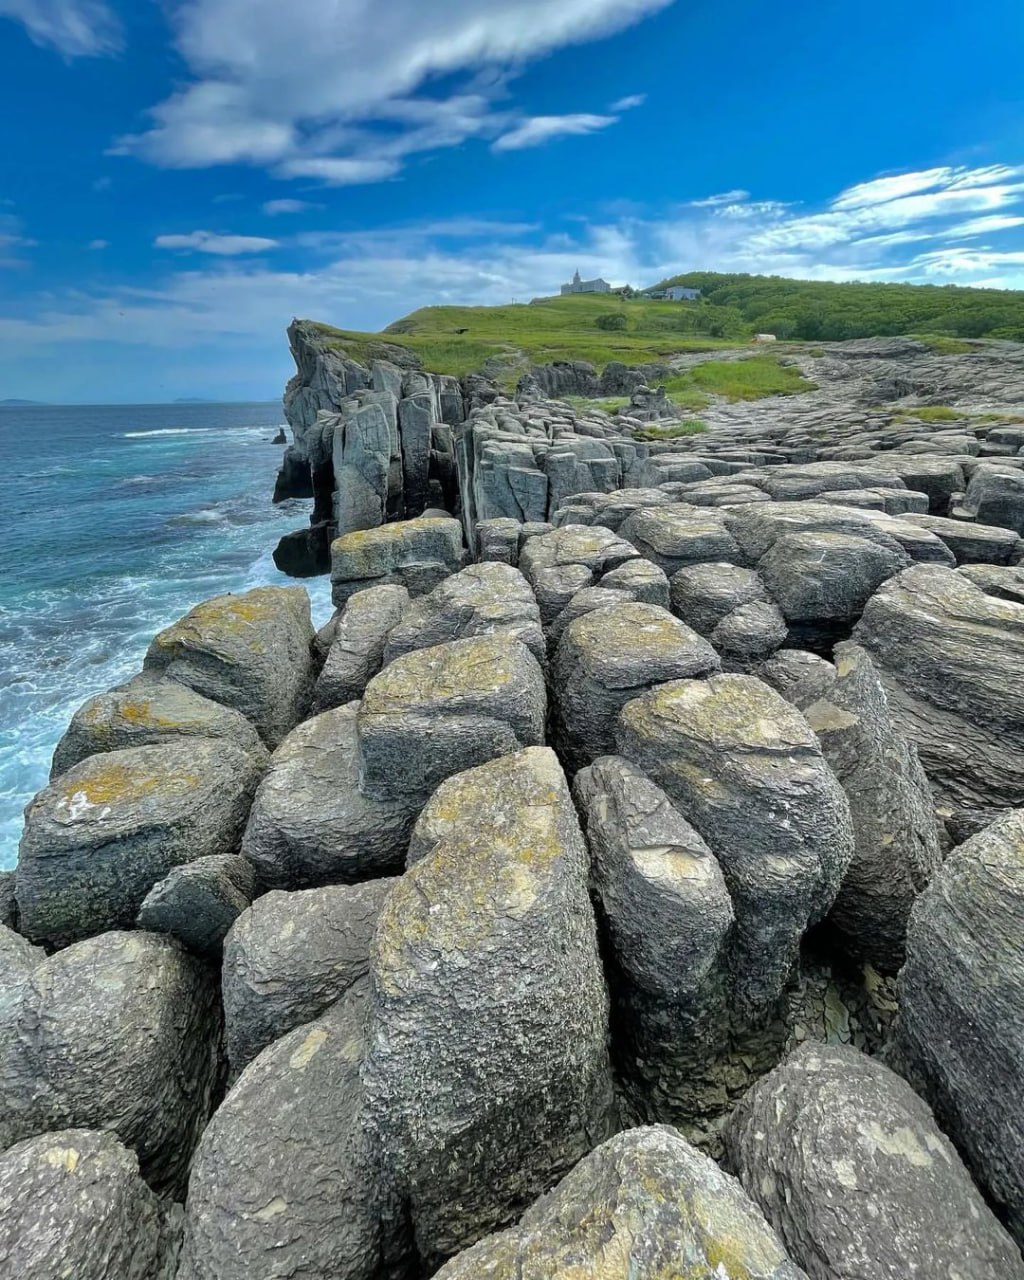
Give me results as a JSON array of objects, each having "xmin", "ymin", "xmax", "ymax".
[{"xmin": 560, "ymin": 269, "xmax": 611, "ymax": 296}]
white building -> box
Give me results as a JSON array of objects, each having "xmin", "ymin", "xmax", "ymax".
[
  {"xmin": 644, "ymin": 284, "xmax": 702, "ymax": 302},
  {"xmin": 561, "ymin": 270, "xmax": 612, "ymax": 296}
]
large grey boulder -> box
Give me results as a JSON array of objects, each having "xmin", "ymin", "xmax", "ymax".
[
  {"xmin": 906, "ymin": 512, "xmax": 1022, "ymax": 565},
  {"xmin": 892, "ymin": 809, "xmax": 1024, "ymax": 1246},
  {"xmin": 383, "ymin": 561, "xmax": 545, "ymax": 666},
  {"xmin": 855, "ymin": 564, "xmax": 1024, "ymax": 811},
  {"xmin": 553, "ymin": 603, "xmax": 719, "ymax": 774},
  {"xmin": 50, "ymin": 675, "xmax": 269, "ymax": 779},
  {"xmin": 330, "ymin": 515, "xmax": 464, "ymax": 606},
  {"xmin": 670, "ymin": 562, "xmax": 771, "ymax": 635},
  {"xmin": 357, "ymin": 635, "xmax": 547, "ymax": 802},
  {"xmin": 0, "ymin": 1129, "xmax": 182, "ymax": 1280},
  {"xmin": 144, "ymin": 586, "xmax": 315, "ymax": 748},
  {"xmin": 137, "ymin": 854, "xmax": 256, "ymax": 956},
  {"xmin": 364, "ymin": 748, "xmax": 613, "ymax": 1267},
  {"xmin": 518, "ymin": 524, "xmax": 640, "ymax": 624},
  {"xmin": 435, "ymin": 1126, "xmax": 805, "ymax": 1279},
  {"xmin": 312, "ymin": 584, "xmax": 408, "ymax": 713},
  {"xmin": 177, "ymin": 982, "xmax": 400, "ymax": 1280},
  {"xmin": 600, "ymin": 556, "xmax": 671, "ymax": 607},
  {"xmin": 756, "ymin": 649, "xmax": 837, "ymax": 710},
  {"xmin": 222, "ymin": 879, "xmax": 395, "ymax": 1075},
  {"xmin": 804, "ymin": 643, "xmax": 942, "ymax": 971},
  {"xmin": 759, "ymin": 530, "xmax": 910, "ymax": 625},
  {"xmin": 959, "ymin": 462, "xmax": 1024, "ymax": 532},
  {"xmin": 16, "ymin": 741, "xmax": 260, "ymax": 947},
  {"xmin": 619, "ymin": 504, "xmax": 747, "ymax": 574},
  {"xmin": 0, "ymin": 931, "xmax": 219, "ymax": 1197},
  {"xmin": 241, "ymin": 704, "xmax": 418, "ymax": 888},
  {"xmin": 726, "ymin": 1043, "xmax": 1024, "ymax": 1280},
  {"xmin": 574, "ymin": 757, "xmax": 734, "ymax": 1121},
  {"xmin": 617, "ymin": 675, "xmax": 854, "ymax": 1019}
]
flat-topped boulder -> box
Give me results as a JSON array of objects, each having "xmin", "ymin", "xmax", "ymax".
[
  {"xmin": 618, "ymin": 504, "xmax": 748, "ymax": 574},
  {"xmin": 0, "ymin": 1129, "xmax": 183, "ymax": 1280},
  {"xmin": 436, "ymin": 1126, "xmax": 805, "ymax": 1280},
  {"xmin": 617, "ymin": 675, "xmax": 854, "ymax": 1019},
  {"xmin": 222, "ymin": 878, "xmax": 395, "ymax": 1075},
  {"xmin": 957, "ymin": 461, "xmax": 1024, "ymax": 531},
  {"xmin": 50, "ymin": 675, "xmax": 269, "ymax": 778},
  {"xmin": 905, "ymin": 511, "xmax": 1023, "ymax": 564},
  {"xmin": 137, "ymin": 853, "xmax": 256, "ymax": 956},
  {"xmin": 312, "ymin": 583, "xmax": 408, "ymax": 712},
  {"xmin": 330, "ymin": 515, "xmax": 465, "ymax": 606},
  {"xmin": 892, "ymin": 809, "xmax": 1024, "ymax": 1246},
  {"xmin": 364, "ymin": 748, "xmax": 613, "ymax": 1267},
  {"xmin": 383, "ymin": 561, "xmax": 545, "ymax": 666},
  {"xmin": 357, "ymin": 634, "xmax": 546, "ymax": 802},
  {"xmin": 178, "ymin": 983, "xmax": 397, "ymax": 1280},
  {"xmin": 599, "ymin": 556, "xmax": 671, "ymax": 606},
  {"xmin": 17, "ymin": 740, "xmax": 260, "ymax": 947},
  {"xmin": 855, "ymin": 564, "xmax": 1024, "ymax": 811},
  {"xmin": 144, "ymin": 586, "xmax": 314, "ymax": 748},
  {"xmin": 553, "ymin": 602, "xmax": 719, "ymax": 774},
  {"xmin": 759, "ymin": 530, "xmax": 910, "ymax": 625},
  {"xmin": 726, "ymin": 1043, "xmax": 1024, "ymax": 1280},
  {"xmin": 0, "ymin": 930, "xmax": 219, "ymax": 1197},
  {"xmin": 242, "ymin": 703, "xmax": 419, "ymax": 888}
]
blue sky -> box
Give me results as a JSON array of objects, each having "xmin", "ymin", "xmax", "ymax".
[{"xmin": 1, "ymin": 0, "xmax": 1023, "ymax": 402}]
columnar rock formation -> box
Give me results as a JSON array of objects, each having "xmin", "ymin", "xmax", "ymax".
[{"xmin": 6, "ymin": 333, "xmax": 1024, "ymax": 1276}]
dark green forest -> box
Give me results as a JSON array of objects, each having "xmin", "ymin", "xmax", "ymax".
[{"xmin": 654, "ymin": 272, "xmax": 1024, "ymax": 342}]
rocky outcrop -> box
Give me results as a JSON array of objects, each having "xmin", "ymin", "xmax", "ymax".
[
  {"xmin": 436, "ymin": 1126, "xmax": 806, "ymax": 1279},
  {"xmin": 137, "ymin": 854, "xmax": 256, "ymax": 956},
  {"xmin": 364, "ymin": 748, "xmax": 614, "ymax": 1268},
  {"xmin": 892, "ymin": 809, "xmax": 1024, "ymax": 1246},
  {"xmin": 726, "ymin": 1043, "xmax": 1024, "ymax": 1280}
]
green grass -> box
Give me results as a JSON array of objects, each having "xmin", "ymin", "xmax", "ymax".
[
  {"xmin": 894, "ymin": 405, "xmax": 966, "ymax": 423},
  {"xmin": 662, "ymin": 357, "xmax": 816, "ymax": 406},
  {"xmin": 305, "ymin": 293, "xmax": 744, "ymax": 380},
  {"xmin": 913, "ymin": 335, "xmax": 977, "ymax": 355},
  {"xmin": 635, "ymin": 420, "xmax": 709, "ymax": 442}
]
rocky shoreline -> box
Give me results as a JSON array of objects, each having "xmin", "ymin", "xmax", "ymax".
[{"xmin": 4, "ymin": 328, "xmax": 1024, "ymax": 1277}]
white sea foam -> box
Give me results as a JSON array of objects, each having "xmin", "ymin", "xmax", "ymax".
[{"xmin": 122, "ymin": 428, "xmax": 212, "ymax": 438}]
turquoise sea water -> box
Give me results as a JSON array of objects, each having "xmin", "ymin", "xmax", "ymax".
[{"xmin": 0, "ymin": 402, "xmax": 332, "ymax": 869}]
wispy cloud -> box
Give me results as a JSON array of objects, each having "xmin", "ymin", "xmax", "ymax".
[
  {"xmin": 114, "ymin": 0, "xmax": 677, "ymax": 182},
  {"xmin": 688, "ymin": 189, "xmax": 751, "ymax": 208},
  {"xmin": 493, "ymin": 113, "xmax": 617, "ymax": 152},
  {"xmin": 610, "ymin": 93, "xmax": 647, "ymax": 111},
  {"xmin": 262, "ymin": 199, "xmax": 319, "ymax": 216},
  {"xmin": 87, "ymin": 239, "xmax": 109, "ymax": 250},
  {"xmin": 154, "ymin": 230, "xmax": 280, "ymax": 256},
  {"xmin": 0, "ymin": 0, "xmax": 122, "ymax": 57}
]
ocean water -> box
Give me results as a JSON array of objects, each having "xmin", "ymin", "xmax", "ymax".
[{"xmin": 0, "ymin": 402, "xmax": 332, "ymax": 870}]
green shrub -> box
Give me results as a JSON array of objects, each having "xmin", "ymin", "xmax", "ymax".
[{"xmin": 595, "ymin": 313, "xmax": 627, "ymax": 332}]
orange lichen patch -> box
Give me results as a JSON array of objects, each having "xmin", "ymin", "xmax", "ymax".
[{"xmin": 58, "ymin": 761, "xmax": 198, "ymax": 809}]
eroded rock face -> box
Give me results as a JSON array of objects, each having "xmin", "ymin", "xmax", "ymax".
[
  {"xmin": 553, "ymin": 603, "xmax": 719, "ymax": 775},
  {"xmin": 312, "ymin": 584, "xmax": 408, "ymax": 713},
  {"xmin": 178, "ymin": 982, "xmax": 399, "ymax": 1280},
  {"xmin": 363, "ymin": 747, "xmax": 614, "ymax": 1268},
  {"xmin": 330, "ymin": 516, "xmax": 465, "ymax": 606},
  {"xmin": 144, "ymin": 587, "xmax": 315, "ymax": 749},
  {"xmin": 357, "ymin": 635, "xmax": 547, "ymax": 802},
  {"xmin": 726, "ymin": 1043, "xmax": 1024, "ymax": 1280},
  {"xmin": 0, "ymin": 1129, "xmax": 182, "ymax": 1280},
  {"xmin": 435, "ymin": 1126, "xmax": 806, "ymax": 1280},
  {"xmin": 137, "ymin": 854, "xmax": 256, "ymax": 956},
  {"xmin": 804, "ymin": 643, "xmax": 942, "ymax": 972},
  {"xmin": 519, "ymin": 524, "xmax": 640, "ymax": 624},
  {"xmin": 0, "ymin": 931, "xmax": 219, "ymax": 1197},
  {"xmin": 50, "ymin": 675, "xmax": 269, "ymax": 778},
  {"xmin": 383, "ymin": 561, "xmax": 545, "ymax": 666},
  {"xmin": 892, "ymin": 809, "xmax": 1024, "ymax": 1246},
  {"xmin": 855, "ymin": 564, "xmax": 1024, "ymax": 813},
  {"xmin": 17, "ymin": 741, "xmax": 260, "ymax": 947},
  {"xmin": 222, "ymin": 879, "xmax": 395, "ymax": 1075},
  {"xmin": 241, "ymin": 704, "xmax": 418, "ymax": 888},
  {"xmin": 617, "ymin": 675, "xmax": 854, "ymax": 1020}
]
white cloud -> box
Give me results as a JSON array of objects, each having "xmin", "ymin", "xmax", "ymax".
[
  {"xmin": 154, "ymin": 231, "xmax": 280, "ymax": 256},
  {"xmin": 0, "ymin": 0, "xmax": 121, "ymax": 57},
  {"xmin": 946, "ymin": 214, "xmax": 1024, "ymax": 238},
  {"xmin": 262, "ymin": 199, "xmax": 317, "ymax": 216},
  {"xmin": 688, "ymin": 189, "xmax": 751, "ymax": 208},
  {"xmin": 88, "ymin": 239, "xmax": 109, "ymax": 249},
  {"xmin": 116, "ymin": 0, "xmax": 676, "ymax": 180},
  {"xmin": 610, "ymin": 94, "xmax": 647, "ymax": 110},
  {"xmin": 493, "ymin": 113, "xmax": 618, "ymax": 152}
]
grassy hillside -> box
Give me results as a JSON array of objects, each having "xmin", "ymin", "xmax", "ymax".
[
  {"xmin": 307, "ymin": 291, "xmax": 747, "ymax": 383},
  {"xmin": 654, "ymin": 272, "xmax": 1024, "ymax": 342}
]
